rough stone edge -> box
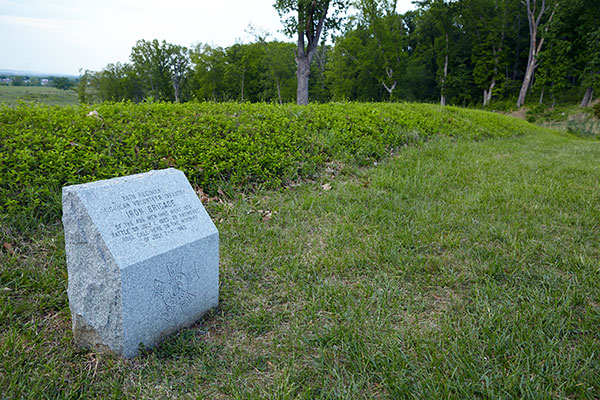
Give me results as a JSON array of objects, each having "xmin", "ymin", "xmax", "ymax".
[{"xmin": 62, "ymin": 187, "xmax": 124, "ymax": 355}]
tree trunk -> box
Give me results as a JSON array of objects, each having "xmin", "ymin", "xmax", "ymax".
[
  {"xmin": 517, "ymin": 0, "xmax": 556, "ymax": 108},
  {"xmin": 149, "ymin": 75, "xmax": 157, "ymax": 100},
  {"xmin": 241, "ymin": 68, "xmax": 245, "ymax": 102},
  {"xmin": 483, "ymin": 78, "xmax": 495, "ymax": 106},
  {"xmin": 580, "ymin": 87, "xmax": 594, "ymax": 107},
  {"xmin": 539, "ymin": 86, "xmax": 544, "ymax": 104},
  {"xmin": 172, "ymin": 78, "xmax": 181, "ymax": 102},
  {"xmin": 382, "ymin": 80, "xmax": 397, "ymax": 98},
  {"xmin": 484, "ymin": 47, "xmax": 499, "ymax": 107},
  {"xmin": 441, "ymin": 33, "xmax": 448, "ymax": 106},
  {"xmin": 294, "ymin": 2, "xmax": 329, "ymax": 105},
  {"xmin": 512, "ymin": 14, "xmax": 522, "ymax": 80},
  {"xmin": 484, "ymin": 34, "xmax": 503, "ymax": 107},
  {"xmin": 382, "ymin": 68, "xmax": 397, "ymax": 99},
  {"xmin": 296, "ymin": 54, "xmax": 310, "ymax": 105},
  {"xmin": 276, "ymin": 78, "xmax": 282, "ymax": 105},
  {"xmin": 517, "ymin": 29, "xmax": 537, "ymax": 107}
]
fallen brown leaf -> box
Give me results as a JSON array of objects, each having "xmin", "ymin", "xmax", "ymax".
[
  {"xmin": 193, "ymin": 185, "xmax": 210, "ymax": 203},
  {"xmin": 2, "ymin": 242, "xmax": 13, "ymax": 254},
  {"xmin": 162, "ymin": 156, "xmax": 176, "ymax": 167}
]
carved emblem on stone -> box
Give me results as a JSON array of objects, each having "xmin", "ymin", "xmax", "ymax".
[{"xmin": 153, "ymin": 258, "xmax": 197, "ymax": 319}]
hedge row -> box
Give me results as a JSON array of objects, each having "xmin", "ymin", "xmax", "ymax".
[{"xmin": 0, "ymin": 101, "xmax": 536, "ymax": 227}]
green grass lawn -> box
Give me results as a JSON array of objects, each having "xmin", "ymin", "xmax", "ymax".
[
  {"xmin": 0, "ymin": 85, "xmax": 78, "ymax": 106},
  {"xmin": 1, "ymin": 129, "xmax": 599, "ymax": 398}
]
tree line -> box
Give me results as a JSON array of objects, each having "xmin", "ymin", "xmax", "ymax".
[
  {"xmin": 2, "ymin": 75, "xmax": 75, "ymax": 90},
  {"xmin": 78, "ymin": 0, "xmax": 599, "ymax": 108}
]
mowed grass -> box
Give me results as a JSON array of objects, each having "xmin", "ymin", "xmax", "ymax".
[
  {"xmin": 1, "ymin": 130, "xmax": 599, "ymax": 398},
  {"xmin": 0, "ymin": 85, "xmax": 78, "ymax": 106}
]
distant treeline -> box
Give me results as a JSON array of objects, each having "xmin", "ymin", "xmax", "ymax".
[
  {"xmin": 78, "ymin": 0, "xmax": 599, "ymax": 108},
  {"xmin": 1, "ymin": 75, "xmax": 76, "ymax": 90}
]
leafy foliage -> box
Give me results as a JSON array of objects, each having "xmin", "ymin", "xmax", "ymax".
[
  {"xmin": 78, "ymin": 63, "xmax": 144, "ymax": 104},
  {"xmin": 51, "ymin": 77, "xmax": 74, "ymax": 91},
  {"xmin": 274, "ymin": 0, "xmax": 352, "ymax": 104},
  {"xmin": 0, "ymin": 102, "xmax": 534, "ymax": 229},
  {"xmin": 274, "ymin": 0, "xmax": 350, "ymax": 37},
  {"xmin": 72, "ymin": 0, "xmax": 598, "ymax": 108}
]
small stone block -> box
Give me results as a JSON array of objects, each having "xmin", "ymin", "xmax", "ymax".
[{"xmin": 62, "ymin": 168, "xmax": 218, "ymax": 358}]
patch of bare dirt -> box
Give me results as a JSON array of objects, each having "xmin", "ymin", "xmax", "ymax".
[{"xmin": 508, "ymin": 107, "xmax": 528, "ymax": 120}]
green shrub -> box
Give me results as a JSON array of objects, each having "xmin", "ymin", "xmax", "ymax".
[
  {"xmin": 0, "ymin": 102, "xmax": 536, "ymax": 229},
  {"xmin": 593, "ymin": 102, "xmax": 600, "ymax": 118},
  {"xmin": 566, "ymin": 120, "xmax": 600, "ymax": 138}
]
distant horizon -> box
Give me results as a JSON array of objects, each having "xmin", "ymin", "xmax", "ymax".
[{"xmin": 0, "ymin": 68, "xmax": 79, "ymax": 78}]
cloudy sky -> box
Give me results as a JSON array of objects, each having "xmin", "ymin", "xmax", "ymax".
[{"xmin": 0, "ymin": 0, "xmax": 417, "ymax": 76}]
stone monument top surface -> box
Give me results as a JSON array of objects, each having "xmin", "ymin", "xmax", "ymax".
[{"xmin": 63, "ymin": 168, "xmax": 217, "ymax": 268}]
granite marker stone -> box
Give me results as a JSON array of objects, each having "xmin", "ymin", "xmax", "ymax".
[{"xmin": 62, "ymin": 168, "xmax": 218, "ymax": 358}]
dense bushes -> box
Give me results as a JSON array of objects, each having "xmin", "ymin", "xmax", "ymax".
[{"xmin": 0, "ymin": 102, "xmax": 536, "ymax": 227}]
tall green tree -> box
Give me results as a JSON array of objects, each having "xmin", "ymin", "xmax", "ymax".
[
  {"xmin": 130, "ymin": 39, "xmax": 191, "ymax": 102},
  {"xmin": 168, "ymin": 45, "xmax": 191, "ymax": 102},
  {"xmin": 191, "ymin": 41, "xmax": 297, "ymax": 103},
  {"xmin": 400, "ymin": 9, "xmax": 438, "ymax": 101},
  {"xmin": 76, "ymin": 64, "xmax": 142, "ymax": 103},
  {"xmin": 574, "ymin": 0, "xmax": 600, "ymax": 107},
  {"xmin": 52, "ymin": 77, "xmax": 74, "ymax": 90},
  {"xmin": 260, "ymin": 41, "xmax": 297, "ymax": 103},
  {"xmin": 429, "ymin": 0, "xmax": 457, "ymax": 105},
  {"xmin": 224, "ymin": 43, "xmax": 264, "ymax": 102},
  {"xmin": 326, "ymin": 32, "xmax": 377, "ymax": 100},
  {"xmin": 76, "ymin": 70, "xmax": 98, "ymax": 103},
  {"xmin": 464, "ymin": 0, "xmax": 514, "ymax": 105},
  {"xmin": 525, "ymin": 0, "xmax": 599, "ymax": 107},
  {"xmin": 534, "ymin": 5, "xmax": 571, "ymax": 107},
  {"xmin": 579, "ymin": 27, "xmax": 600, "ymax": 107},
  {"xmin": 355, "ymin": 0, "xmax": 409, "ymax": 99},
  {"xmin": 191, "ymin": 44, "xmax": 228, "ymax": 101},
  {"xmin": 247, "ymin": 27, "xmax": 298, "ymax": 103},
  {"xmin": 274, "ymin": 0, "xmax": 350, "ymax": 105},
  {"xmin": 11, "ymin": 76, "xmax": 24, "ymax": 87},
  {"xmin": 98, "ymin": 62, "xmax": 143, "ymax": 102}
]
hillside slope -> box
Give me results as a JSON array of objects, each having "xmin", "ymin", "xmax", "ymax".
[{"xmin": 0, "ymin": 102, "xmax": 541, "ymax": 229}]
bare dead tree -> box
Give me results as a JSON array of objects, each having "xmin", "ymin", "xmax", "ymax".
[{"xmin": 516, "ymin": 0, "xmax": 558, "ymax": 108}]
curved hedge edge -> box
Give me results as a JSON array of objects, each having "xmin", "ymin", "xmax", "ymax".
[{"xmin": 0, "ymin": 101, "xmax": 542, "ymax": 231}]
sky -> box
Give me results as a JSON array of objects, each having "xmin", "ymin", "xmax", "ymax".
[{"xmin": 0, "ymin": 0, "xmax": 417, "ymax": 76}]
